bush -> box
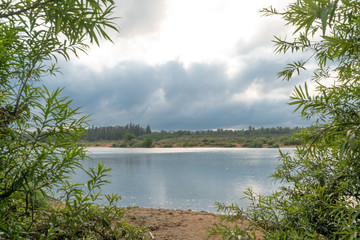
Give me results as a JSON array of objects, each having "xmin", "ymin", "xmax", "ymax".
[
  {"xmin": 210, "ymin": 1, "xmax": 360, "ymax": 239},
  {"xmin": 283, "ymin": 137, "xmax": 301, "ymax": 146},
  {"xmin": 242, "ymin": 139, "xmax": 263, "ymax": 148},
  {"xmin": 123, "ymin": 133, "xmax": 136, "ymax": 142},
  {"xmin": 268, "ymin": 144, "xmax": 279, "ymax": 148},
  {"xmin": 218, "ymin": 142, "xmax": 236, "ymax": 147},
  {"xmin": 0, "ymin": 1, "xmax": 146, "ymax": 238},
  {"xmin": 183, "ymin": 141, "xmax": 197, "ymax": 147},
  {"xmin": 142, "ymin": 138, "xmax": 153, "ymax": 148}
]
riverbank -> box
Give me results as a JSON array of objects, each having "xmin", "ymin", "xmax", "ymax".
[
  {"xmin": 125, "ymin": 206, "xmax": 263, "ymax": 239},
  {"xmin": 82, "ymin": 140, "xmax": 297, "ymax": 149},
  {"xmin": 84, "ymin": 126, "xmax": 301, "ymax": 149}
]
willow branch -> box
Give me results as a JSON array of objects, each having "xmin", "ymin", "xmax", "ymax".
[{"xmin": 0, "ymin": 0, "xmax": 54, "ymax": 19}]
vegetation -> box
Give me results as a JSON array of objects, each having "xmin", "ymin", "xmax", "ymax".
[
  {"xmin": 84, "ymin": 123, "xmax": 151, "ymax": 141},
  {"xmin": 210, "ymin": 0, "xmax": 360, "ymax": 239},
  {"xmin": 0, "ymin": 0, "xmax": 146, "ymax": 239},
  {"xmin": 142, "ymin": 138, "xmax": 153, "ymax": 148},
  {"xmin": 82, "ymin": 125, "xmax": 302, "ymax": 148}
]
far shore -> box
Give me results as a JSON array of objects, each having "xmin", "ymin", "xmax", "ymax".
[{"xmin": 84, "ymin": 143, "xmax": 298, "ymax": 149}]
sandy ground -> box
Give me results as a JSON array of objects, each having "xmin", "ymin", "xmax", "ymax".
[{"xmin": 125, "ymin": 207, "xmax": 262, "ymax": 240}]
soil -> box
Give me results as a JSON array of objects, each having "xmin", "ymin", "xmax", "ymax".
[{"xmin": 125, "ymin": 207, "xmax": 262, "ymax": 240}]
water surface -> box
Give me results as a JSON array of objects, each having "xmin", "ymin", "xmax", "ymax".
[{"xmin": 74, "ymin": 148, "xmax": 291, "ymax": 212}]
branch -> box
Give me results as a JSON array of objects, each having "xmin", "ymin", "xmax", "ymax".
[{"xmin": 0, "ymin": 0, "xmax": 54, "ymax": 19}]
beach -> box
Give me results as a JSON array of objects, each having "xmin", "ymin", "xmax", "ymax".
[{"xmin": 125, "ymin": 206, "xmax": 262, "ymax": 239}]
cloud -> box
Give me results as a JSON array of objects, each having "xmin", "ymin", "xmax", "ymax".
[
  {"xmin": 42, "ymin": 0, "xmax": 310, "ymax": 131},
  {"xmin": 115, "ymin": 0, "xmax": 168, "ymax": 38},
  {"xmin": 236, "ymin": 18, "xmax": 287, "ymax": 56},
  {"xmin": 45, "ymin": 58, "xmax": 306, "ymax": 130}
]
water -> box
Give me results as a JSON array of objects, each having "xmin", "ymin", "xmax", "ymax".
[{"xmin": 73, "ymin": 148, "xmax": 292, "ymax": 212}]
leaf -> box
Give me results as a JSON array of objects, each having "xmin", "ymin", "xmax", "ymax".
[
  {"xmin": 320, "ymin": 8, "xmax": 328, "ymax": 36},
  {"xmin": 328, "ymin": 0, "xmax": 339, "ymax": 24}
]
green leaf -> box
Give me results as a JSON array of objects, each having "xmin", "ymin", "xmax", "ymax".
[{"xmin": 320, "ymin": 8, "xmax": 328, "ymax": 35}]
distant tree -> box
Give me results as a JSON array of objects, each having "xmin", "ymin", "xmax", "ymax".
[
  {"xmin": 145, "ymin": 124, "xmax": 152, "ymax": 134},
  {"xmin": 123, "ymin": 132, "xmax": 136, "ymax": 142},
  {"xmin": 84, "ymin": 123, "xmax": 149, "ymax": 141},
  {"xmin": 142, "ymin": 138, "xmax": 153, "ymax": 148}
]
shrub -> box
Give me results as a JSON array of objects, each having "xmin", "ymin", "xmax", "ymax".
[
  {"xmin": 123, "ymin": 133, "xmax": 136, "ymax": 142},
  {"xmin": 0, "ymin": 1, "xmax": 146, "ymax": 238},
  {"xmin": 183, "ymin": 141, "xmax": 197, "ymax": 147},
  {"xmin": 268, "ymin": 144, "xmax": 279, "ymax": 148},
  {"xmin": 242, "ymin": 139, "xmax": 263, "ymax": 148},
  {"xmin": 142, "ymin": 138, "xmax": 153, "ymax": 148},
  {"xmin": 210, "ymin": 1, "xmax": 360, "ymax": 238}
]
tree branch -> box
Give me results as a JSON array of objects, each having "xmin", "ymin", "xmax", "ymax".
[{"xmin": 0, "ymin": 0, "xmax": 54, "ymax": 19}]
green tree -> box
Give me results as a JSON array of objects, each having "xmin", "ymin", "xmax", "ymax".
[
  {"xmin": 145, "ymin": 124, "xmax": 152, "ymax": 134},
  {"xmin": 123, "ymin": 132, "xmax": 136, "ymax": 142},
  {"xmin": 210, "ymin": 0, "xmax": 360, "ymax": 239},
  {"xmin": 142, "ymin": 138, "xmax": 153, "ymax": 148},
  {"xmin": 0, "ymin": 0, "xmax": 146, "ymax": 238}
]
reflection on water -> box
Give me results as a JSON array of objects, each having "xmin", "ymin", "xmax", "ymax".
[{"xmin": 73, "ymin": 148, "xmax": 293, "ymax": 212}]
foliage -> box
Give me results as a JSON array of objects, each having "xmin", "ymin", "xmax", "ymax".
[
  {"xmin": 84, "ymin": 125, "xmax": 300, "ymax": 142},
  {"xmin": 0, "ymin": 0, "xmax": 146, "ymax": 238},
  {"xmin": 142, "ymin": 138, "xmax": 153, "ymax": 148},
  {"xmin": 242, "ymin": 139, "xmax": 263, "ymax": 148},
  {"xmin": 85, "ymin": 126, "xmax": 301, "ymax": 148},
  {"xmin": 210, "ymin": 0, "xmax": 360, "ymax": 239},
  {"xmin": 123, "ymin": 132, "xmax": 136, "ymax": 142},
  {"xmin": 84, "ymin": 123, "xmax": 151, "ymax": 141},
  {"xmin": 144, "ymin": 127, "xmax": 300, "ymax": 148}
]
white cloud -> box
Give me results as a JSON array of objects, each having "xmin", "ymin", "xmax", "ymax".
[
  {"xmin": 115, "ymin": 0, "xmax": 168, "ymax": 38},
  {"xmin": 71, "ymin": 0, "xmax": 294, "ymax": 71}
]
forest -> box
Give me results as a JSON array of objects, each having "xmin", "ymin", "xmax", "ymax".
[
  {"xmin": 84, "ymin": 123, "xmax": 152, "ymax": 141},
  {"xmin": 82, "ymin": 123, "xmax": 302, "ymax": 148}
]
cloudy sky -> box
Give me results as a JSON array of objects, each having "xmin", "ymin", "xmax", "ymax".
[{"xmin": 47, "ymin": 0, "xmax": 310, "ymax": 131}]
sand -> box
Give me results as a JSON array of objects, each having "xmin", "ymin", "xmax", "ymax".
[{"xmin": 125, "ymin": 206, "xmax": 262, "ymax": 240}]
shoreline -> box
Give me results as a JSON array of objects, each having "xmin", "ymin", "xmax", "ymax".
[
  {"xmin": 125, "ymin": 206, "xmax": 262, "ymax": 239},
  {"xmin": 84, "ymin": 144, "xmax": 297, "ymax": 149}
]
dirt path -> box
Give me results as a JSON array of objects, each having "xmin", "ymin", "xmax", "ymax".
[{"xmin": 125, "ymin": 207, "xmax": 261, "ymax": 240}]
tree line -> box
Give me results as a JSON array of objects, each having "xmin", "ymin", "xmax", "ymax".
[
  {"xmin": 84, "ymin": 123, "xmax": 151, "ymax": 141},
  {"xmin": 83, "ymin": 124, "xmax": 301, "ymax": 141}
]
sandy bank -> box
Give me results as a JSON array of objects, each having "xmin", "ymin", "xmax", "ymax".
[{"xmin": 125, "ymin": 206, "xmax": 263, "ymax": 239}]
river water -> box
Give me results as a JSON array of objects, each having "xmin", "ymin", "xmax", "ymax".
[{"xmin": 73, "ymin": 147, "xmax": 292, "ymax": 212}]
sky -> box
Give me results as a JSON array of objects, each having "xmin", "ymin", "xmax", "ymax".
[{"xmin": 46, "ymin": 0, "xmax": 310, "ymax": 131}]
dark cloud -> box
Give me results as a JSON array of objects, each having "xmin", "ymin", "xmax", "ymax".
[{"xmin": 45, "ymin": 59, "xmax": 307, "ymax": 130}]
